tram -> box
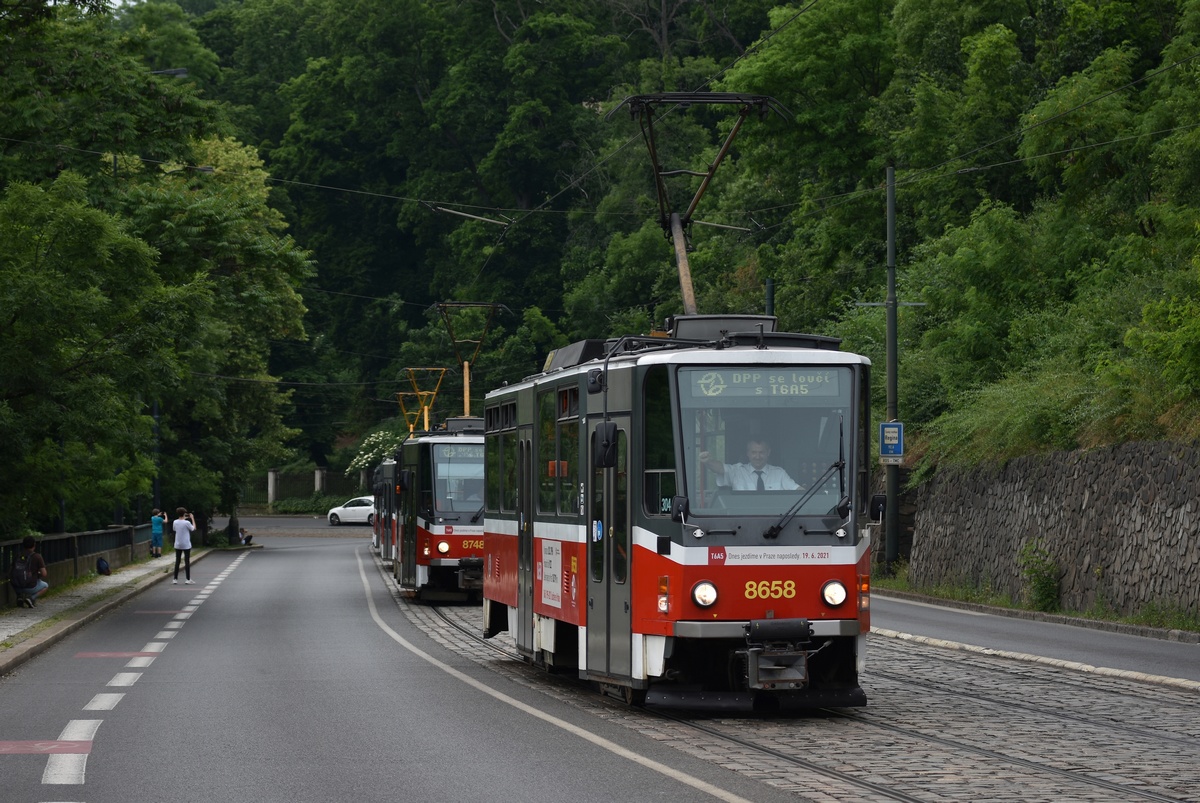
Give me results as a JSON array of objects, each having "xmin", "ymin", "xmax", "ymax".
[
  {"xmin": 481, "ymin": 314, "xmax": 872, "ymax": 707},
  {"xmin": 371, "ymin": 458, "xmax": 398, "ymax": 559},
  {"xmin": 390, "ymin": 417, "xmax": 486, "ymax": 601}
]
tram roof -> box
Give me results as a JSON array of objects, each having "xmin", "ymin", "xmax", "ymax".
[{"xmin": 487, "ymin": 329, "xmax": 870, "ymax": 399}]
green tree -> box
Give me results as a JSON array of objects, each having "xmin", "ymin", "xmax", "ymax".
[{"xmin": 0, "ymin": 174, "xmax": 187, "ymax": 536}]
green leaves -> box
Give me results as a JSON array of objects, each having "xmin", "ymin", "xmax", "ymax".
[{"xmin": 0, "ymin": 174, "xmax": 171, "ymax": 535}]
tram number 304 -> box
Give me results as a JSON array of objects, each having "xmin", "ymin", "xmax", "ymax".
[{"xmin": 744, "ymin": 580, "xmax": 797, "ymax": 600}]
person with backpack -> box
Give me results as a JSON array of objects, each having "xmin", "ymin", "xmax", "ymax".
[{"xmin": 11, "ymin": 536, "xmax": 48, "ymax": 608}]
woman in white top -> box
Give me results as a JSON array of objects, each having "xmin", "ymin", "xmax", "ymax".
[{"xmin": 172, "ymin": 508, "xmax": 196, "ymax": 584}]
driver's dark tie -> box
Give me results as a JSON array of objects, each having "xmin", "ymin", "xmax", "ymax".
[{"xmin": 755, "ymin": 470, "xmax": 765, "ymax": 491}]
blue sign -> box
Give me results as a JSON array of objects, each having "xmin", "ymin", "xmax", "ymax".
[{"xmin": 880, "ymin": 422, "xmax": 904, "ymax": 464}]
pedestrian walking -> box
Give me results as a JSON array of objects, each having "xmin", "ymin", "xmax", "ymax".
[{"xmin": 172, "ymin": 508, "xmax": 195, "ymax": 584}]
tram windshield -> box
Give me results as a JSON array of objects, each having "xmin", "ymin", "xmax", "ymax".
[
  {"xmin": 432, "ymin": 443, "xmax": 485, "ymax": 513},
  {"xmin": 678, "ymin": 365, "xmax": 853, "ymax": 518}
]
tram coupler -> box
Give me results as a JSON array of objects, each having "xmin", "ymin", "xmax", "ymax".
[
  {"xmin": 740, "ymin": 618, "xmax": 813, "ymax": 691},
  {"xmin": 458, "ymin": 557, "xmax": 484, "ymax": 590}
]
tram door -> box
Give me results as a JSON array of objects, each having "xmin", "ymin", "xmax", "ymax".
[
  {"xmin": 587, "ymin": 420, "xmax": 632, "ymax": 680},
  {"xmin": 399, "ymin": 444, "xmax": 420, "ymax": 589},
  {"xmin": 517, "ymin": 428, "xmax": 535, "ymax": 653}
]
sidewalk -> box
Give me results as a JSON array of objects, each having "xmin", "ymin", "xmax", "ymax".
[{"xmin": 0, "ymin": 549, "xmax": 240, "ymax": 677}]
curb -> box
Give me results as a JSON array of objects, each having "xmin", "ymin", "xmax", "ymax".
[
  {"xmin": 0, "ymin": 550, "xmax": 217, "ymax": 678},
  {"xmin": 874, "ymin": 589, "xmax": 1200, "ymax": 644}
]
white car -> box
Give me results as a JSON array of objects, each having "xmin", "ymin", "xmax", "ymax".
[{"xmin": 327, "ymin": 496, "xmax": 374, "ymax": 526}]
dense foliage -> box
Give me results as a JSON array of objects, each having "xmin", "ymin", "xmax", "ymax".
[{"xmin": 5, "ymin": 0, "xmax": 1200, "ymax": 534}]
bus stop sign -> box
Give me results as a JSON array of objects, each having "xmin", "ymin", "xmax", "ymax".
[{"xmin": 880, "ymin": 422, "xmax": 904, "ymax": 465}]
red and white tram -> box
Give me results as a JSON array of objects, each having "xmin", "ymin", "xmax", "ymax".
[
  {"xmin": 482, "ymin": 314, "xmax": 872, "ymax": 707},
  {"xmin": 392, "ymin": 417, "xmax": 486, "ymax": 602}
]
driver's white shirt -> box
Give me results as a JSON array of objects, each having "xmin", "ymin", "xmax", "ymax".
[{"xmin": 716, "ymin": 462, "xmax": 799, "ymax": 491}]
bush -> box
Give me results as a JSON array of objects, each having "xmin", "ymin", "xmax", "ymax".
[
  {"xmin": 272, "ymin": 493, "xmax": 349, "ymax": 515},
  {"xmin": 1018, "ymin": 540, "xmax": 1060, "ymax": 612}
]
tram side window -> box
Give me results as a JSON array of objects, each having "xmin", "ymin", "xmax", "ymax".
[
  {"xmin": 613, "ymin": 431, "xmax": 628, "ymax": 584},
  {"xmin": 502, "ymin": 432, "xmax": 518, "ymax": 512},
  {"xmin": 858, "ymin": 366, "xmax": 870, "ymax": 515},
  {"xmin": 643, "ymin": 365, "xmax": 676, "ymax": 516},
  {"xmin": 590, "ymin": 455, "xmax": 604, "ymax": 582},
  {"xmin": 538, "ymin": 391, "xmax": 556, "ymax": 513},
  {"xmin": 558, "ymin": 419, "xmax": 579, "ymax": 516},
  {"xmin": 485, "ymin": 433, "xmax": 501, "ymax": 511},
  {"xmin": 418, "ymin": 444, "xmax": 434, "ymax": 517}
]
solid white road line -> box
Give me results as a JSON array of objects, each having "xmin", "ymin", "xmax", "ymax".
[{"xmin": 354, "ymin": 548, "xmax": 753, "ymax": 803}]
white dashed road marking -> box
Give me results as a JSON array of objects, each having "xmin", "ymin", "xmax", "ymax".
[{"xmin": 42, "ymin": 720, "xmax": 101, "ymax": 785}]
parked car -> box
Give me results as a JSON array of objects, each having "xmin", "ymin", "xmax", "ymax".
[{"xmin": 327, "ymin": 495, "xmax": 374, "ymax": 526}]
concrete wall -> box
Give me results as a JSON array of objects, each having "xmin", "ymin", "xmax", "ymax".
[{"xmin": 910, "ymin": 441, "xmax": 1200, "ymax": 617}]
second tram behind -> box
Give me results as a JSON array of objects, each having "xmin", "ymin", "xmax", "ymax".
[
  {"xmin": 481, "ymin": 314, "xmax": 872, "ymax": 707},
  {"xmin": 387, "ymin": 417, "xmax": 487, "ymax": 602}
]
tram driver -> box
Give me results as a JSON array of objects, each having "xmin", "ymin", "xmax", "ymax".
[{"xmin": 698, "ymin": 438, "xmax": 801, "ymax": 491}]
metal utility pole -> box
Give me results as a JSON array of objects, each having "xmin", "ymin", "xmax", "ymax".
[{"xmin": 885, "ymin": 166, "xmax": 900, "ymax": 570}]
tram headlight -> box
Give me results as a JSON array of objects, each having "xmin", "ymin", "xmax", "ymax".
[
  {"xmin": 691, "ymin": 581, "xmax": 718, "ymax": 608},
  {"xmin": 437, "ymin": 540, "xmax": 450, "ymax": 555},
  {"xmin": 821, "ymin": 580, "xmax": 848, "ymax": 607}
]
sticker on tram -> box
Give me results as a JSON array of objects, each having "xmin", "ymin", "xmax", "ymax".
[
  {"xmin": 709, "ymin": 547, "xmax": 835, "ymax": 566},
  {"xmin": 541, "ymin": 541, "xmax": 562, "ymax": 608}
]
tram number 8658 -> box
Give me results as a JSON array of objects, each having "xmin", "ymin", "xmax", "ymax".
[{"xmin": 744, "ymin": 580, "xmax": 797, "ymax": 599}]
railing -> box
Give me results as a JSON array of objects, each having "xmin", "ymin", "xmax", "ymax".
[{"xmin": 3, "ymin": 524, "xmax": 153, "ymax": 607}]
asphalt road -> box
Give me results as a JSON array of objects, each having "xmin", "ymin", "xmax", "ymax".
[
  {"xmin": 871, "ymin": 594, "xmax": 1200, "ymax": 684},
  {"xmin": 2, "ymin": 516, "xmax": 1196, "ymax": 802},
  {"xmin": 0, "ymin": 528, "xmax": 796, "ymax": 803}
]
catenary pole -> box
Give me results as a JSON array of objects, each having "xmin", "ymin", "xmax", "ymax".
[{"xmin": 886, "ymin": 166, "xmax": 899, "ymax": 569}]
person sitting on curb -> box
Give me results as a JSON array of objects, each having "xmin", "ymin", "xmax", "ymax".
[{"xmin": 12, "ymin": 536, "xmax": 49, "ymax": 608}]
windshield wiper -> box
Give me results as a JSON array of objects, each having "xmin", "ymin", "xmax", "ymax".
[
  {"xmin": 763, "ymin": 459, "xmax": 842, "ymax": 538},
  {"xmin": 470, "ymin": 505, "xmax": 485, "ymax": 523},
  {"xmin": 763, "ymin": 416, "xmax": 849, "ymax": 539}
]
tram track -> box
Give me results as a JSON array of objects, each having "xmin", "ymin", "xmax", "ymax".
[
  {"xmin": 425, "ymin": 604, "xmax": 931, "ymax": 803},
  {"xmin": 869, "ymin": 666, "xmax": 1200, "ymax": 749},
  {"xmin": 382, "ymin": 557, "xmax": 1200, "ymax": 803}
]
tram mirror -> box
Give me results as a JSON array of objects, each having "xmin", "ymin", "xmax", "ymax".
[
  {"xmin": 670, "ymin": 495, "xmax": 689, "ymax": 523},
  {"xmin": 587, "ymin": 368, "xmax": 605, "ymax": 394},
  {"xmin": 869, "ymin": 493, "xmax": 886, "ymax": 521},
  {"xmin": 836, "ymin": 496, "xmax": 851, "ymax": 521},
  {"xmin": 398, "ymin": 470, "xmax": 412, "ymax": 493},
  {"xmin": 593, "ymin": 422, "xmax": 618, "ymax": 468}
]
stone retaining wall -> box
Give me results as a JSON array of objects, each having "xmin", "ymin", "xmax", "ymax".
[{"xmin": 910, "ymin": 441, "xmax": 1200, "ymax": 617}]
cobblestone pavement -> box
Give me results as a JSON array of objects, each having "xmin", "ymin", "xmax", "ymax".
[{"xmin": 378, "ymin": 556, "xmax": 1200, "ymax": 803}]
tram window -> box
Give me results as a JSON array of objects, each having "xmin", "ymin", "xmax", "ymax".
[
  {"xmin": 590, "ymin": 458, "xmax": 604, "ymax": 582},
  {"xmin": 613, "ymin": 431, "xmax": 628, "ymax": 584},
  {"xmin": 643, "ymin": 366, "xmax": 675, "ymax": 516},
  {"xmin": 485, "ymin": 434, "xmax": 501, "ymax": 511},
  {"xmin": 538, "ymin": 392, "xmax": 556, "ymax": 513},
  {"xmin": 858, "ymin": 366, "xmax": 870, "ymax": 514},
  {"xmin": 645, "ymin": 470, "xmax": 677, "ymax": 516},
  {"xmin": 558, "ymin": 420, "xmax": 579, "ymax": 516},
  {"xmin": 502, "ymin": 432, "xmax": 518, "ymax": 512}
]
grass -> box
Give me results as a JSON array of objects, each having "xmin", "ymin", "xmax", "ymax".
[{"xmin": 874, "ymin": 560, "xmax": 1200, "ymax": 634}]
